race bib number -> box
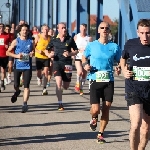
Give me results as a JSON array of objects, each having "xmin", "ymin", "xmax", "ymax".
[
  {"xmin": 64, "ymin": 65, "xmax": 72, "ymax": 73},
  {"xmin": 0, "ymin": 38, "xmax": 4, "ymax": 45},
  {"xmin": 96, "ymin": 71, "xmax": 110, "ymax": 82},
  {"xmin": 18, "ymin": 53, "xmax": 30, "ymax": 62},
  {"xmin": 133, "ymin": 66, "xmax": 150, "ymax": 81}
]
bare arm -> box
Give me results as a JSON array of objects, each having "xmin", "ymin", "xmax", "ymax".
[
  {"xmin": 34, "ymin": 34, "xmax": 42, "ymax": 54},
  {"xmin": 6, "ymin": 39, "xmax": 20, "ymax": 58}
]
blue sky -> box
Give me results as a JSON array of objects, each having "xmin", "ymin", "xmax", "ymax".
[{"xmin": 0, "ymin": 0, "xmax": 119, "ymax": 24}]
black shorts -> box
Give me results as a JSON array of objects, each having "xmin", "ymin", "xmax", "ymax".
[
  {"xmin": 8, "ymin": 56, "xmax": 14, "ymax": 61},
  {"xmin": 35, "ymin": 57, "xmax": 50, "ymax": 70},
  {"xmin": 14, "ymin": 69, "xmax": 32, "ymax": 88},
  {"xmin": 53, "ymin": 62, "xmax": 72, "ymax": 82},
  {"xmin": 90, "ymin": 80, "xmax": 114, "ymax": 104},
  {"xmin": 125, "ymin": 92, "xmax": 150, "ymax": 116},
  {"xmin": 0, "ymin": 57, "xmax": 8, "ymax": 69},
  {"xmin": 75, "ymin": 59, "xmax": 81, "ymax": 62}
]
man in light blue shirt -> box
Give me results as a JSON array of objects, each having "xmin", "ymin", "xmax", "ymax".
[{"xmin": 82, "ymin": 21, "xmax": 121, "ymax": 143}]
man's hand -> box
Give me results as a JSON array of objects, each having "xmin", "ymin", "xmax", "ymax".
[
  {"xmin": 84, "ymin": 64, "xmax": 91, "ymax": 71},
  {"xmin": 115, "ymin": 66, "xmax": 121, "ymax": 76},
  {"xmin": 122, "ymin": 64, "xmax": 133, "ymax": 79},
  {"xmin": 79, "ymin": 48, "xmax": 85, "ymax": 53},
  {"xmin": 63, "ymin": 50, "xmax": 70, "ymax": 57},
  {"xmin": 29, "ymin": 51, "xmax": 34, "ymax": 57},
  {"xmin": 5, "ymin": 45, "xmax": 8, "ymax": 49},
  {"xmin": 48, "ymin": 51, "xmax": 55, "ymax": 58},
  {"xmin": 17, "ymin": 53, "xmax": 23, "ymax": 59}
]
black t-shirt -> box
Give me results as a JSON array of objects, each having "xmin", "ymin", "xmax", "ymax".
[
  {"xmin": 122, "ymin": 38, "xmax": 150, "ymax": 98},
  {"xmin": 46, "ymin": 35, "xmax": 78, "ymax": 63}
]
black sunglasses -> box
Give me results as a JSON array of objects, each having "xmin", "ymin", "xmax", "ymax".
[{"xmin": 100, "ymin": 27, "xmax": 109, "ymax": 30}]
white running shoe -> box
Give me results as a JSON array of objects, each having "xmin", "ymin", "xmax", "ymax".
[
  {"xmin": 37, "ymin": 77, "xmax": 42, "ymax": 86},
  {"xmin": 7, "ymin": 75, "xmax": 12, "ymax": 84},
  {"xmin": 41, "ymin": 89, "xmax": 48, "ymax": 95},
  {"xmin": 4, "ymin": 78, "xmax": 7, "ymax": 85}
]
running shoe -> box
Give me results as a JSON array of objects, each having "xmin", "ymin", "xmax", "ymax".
[
  {"xmin": 46, "ymin": 82, "xmax": 50, "ymax": 87},
  {"xmin": 7, "ymin": 75, "xmax": 12, "ymax": 84},
  {"xmin": 41, "ymin": 89, "xmax": 48, "ymax": 95},
  {"xmin": 97, "ymin": 133, "xmax": 106, "ymax": 144},
  {"xmin": 58, "ymin": 104, "xmax": 64, "ymax": 111},
  {"xmin": 37, "ymin": 77, "xmax": 42, "ymax": 86},
  {"xmin": 79, "ymin": 89, "xmax": 83, "ymax": 96},
  {"xmin": 11, "ymin": 90, "xmax": 21, "ymax": 103},
  {"xmin": 22, "ymin": 105, "xmax": 28, "ymax": 113},
  {"xmin": 4, "ymin": 78, "xmax": 8, "ymax": 85},
  {"xmin": 90, "ymin": 117, "xmax": 98, "ymax": 131},
  {"xmin": 75, "ymin": 83, "xmax": 80, "ymax": 92},
  {"xmin": 1, "ymin": 85, "xmax": 6, "ymax": 91}
]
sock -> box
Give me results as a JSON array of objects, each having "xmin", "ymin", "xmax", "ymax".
[
  {"xmin": 58, "ymin": 101, "xmax": 62, "ymax": 104},
  {"xmin": 98, "ymin": 132, "xmax": 103, "ymax": 136},
  {"xmin": 43, "ymin": 76, "xmax": 47, "ymax": 88},
  {"xmin": 76, "ymin": 75, "xmax": 81, "ymax": 84},
  {"xmin": 80, "ymin": 79, "xmax": 86, "ymax": 90},
  {"xmin": 23, "ymin": 102, "xmax": 27, "ymax": 106}
]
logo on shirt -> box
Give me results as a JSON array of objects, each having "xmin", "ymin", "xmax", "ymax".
[
  {"xmin": 27, "ymin": 45, "xmax": 30, "ymax": 49},
  {"xmin": 65, "ymin": 43, "xmax": 68, "ymax": 46},
  {"xmin": 133, "ymin": 54, "xmax": 150, "ymax": 61}
]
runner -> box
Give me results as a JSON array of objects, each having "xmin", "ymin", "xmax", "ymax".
[
  {"xmin": 74, "ymin": 23, "xmax": 92, "ymax": 95},
  {"xmin": 46, "ymin": 28, "xmax": 55, "ymax": 87},
  {"xmin": 34, "ymin": 24, "xmax": 50, "ymax": 95},
  {"xmin": 82, "ymin": 21, "xmax": 121, "ymax": 143},
  {"xmin": 45, "ymin": 22, "xmax": 78, "ymax": 110},
  {"xmin": 120, "ymin": 19, "xmax": 150, "ymax": 150},
  {"xmin": 4, "ymin": 24, "xmax": 14, "ymax": 84},
  {"xmin": 6, "ymin": 24, "xmax": 34, "ymax": 113},
  {"xmin": 0, "ymin": 23, "xmax": 11, "ymax": 92}
]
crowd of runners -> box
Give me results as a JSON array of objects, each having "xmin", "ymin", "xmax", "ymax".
[{"xmin": 0, "ymin": 18, "xmax": 150, "ymax": 149}]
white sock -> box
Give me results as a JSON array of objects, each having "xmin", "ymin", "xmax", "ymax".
[
  {"xmin": 80, "ymin": 79, "xmax": 86, "ymax": 90},
  {"xmin": 76, "ymin": 75, "xmax": 81, "ymax": 83}
]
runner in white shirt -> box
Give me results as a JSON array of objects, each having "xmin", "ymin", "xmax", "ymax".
[{"xmin": 74, "ymin": 24, "xmax": 92, "ymax": 95}]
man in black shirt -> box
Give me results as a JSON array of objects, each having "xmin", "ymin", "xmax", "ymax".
[
  {"xmin": 120, "ymin": 19, "xmax": 150, "ymax": 150},
  {"xmin": 45, "ymin": 22, "xmax": 78, "ymax": 110}
]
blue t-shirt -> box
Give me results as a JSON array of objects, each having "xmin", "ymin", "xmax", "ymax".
[
  {"xmin": 122, "ymin": 38, "xmax": 150, "ymax": 99},
  {"xmin": 14, "ymin": 37, "xmax": 33, "ymax": 70},
  {"xmin": 83, "ymin": 40, "xmax": 121, "ymax": 81}
]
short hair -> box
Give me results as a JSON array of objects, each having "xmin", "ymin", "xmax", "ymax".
[
  {"xmin": 41, "ymin": 24, "xmax": 49, "ymax": 30},
  {"xmin": 98, "ymin": 21, "xmax": 110, "ymax": 29},
  {"xmin": 137, "ymin": 19, "xmax": 150, "ymax": 29},
  {"xmin": 80, "ymin": 23, "xmax": 87, "ymax": 28},
  {"xmin": 57, "ymin": 22, "xmax": 66, "ymax": 29},
  {"xmin": 5, "ymin": 24, "xmax": 11, "ymax": 29},
  {"xmin": 0, "ymin": 23, "xmax": 4, "ymax": 27},
  {"xmin": 18, "ymin": 24, "xmax": 29, "ymax": 32}
]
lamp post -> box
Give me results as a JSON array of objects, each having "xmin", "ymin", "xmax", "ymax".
[{"xmin": 0, "ymin": 0, "xmax": 11, "ymax": 24}]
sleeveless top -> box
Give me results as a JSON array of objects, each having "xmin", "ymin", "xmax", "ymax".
[
  {"xmin": 35, "ymin": 34, "xmax": 50, "ymax": 59},
  {"xmin": 15, "ymin": 37, "xmax": 33, "ymax": 69},
  {"xmin": 75, "ymin": 33, "xmax": 90, "ymax": 60}
]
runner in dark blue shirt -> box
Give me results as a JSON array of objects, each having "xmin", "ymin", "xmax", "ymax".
[{"xmin": 120, "ymin": 19, "xmax": 150, "ymax": 150}]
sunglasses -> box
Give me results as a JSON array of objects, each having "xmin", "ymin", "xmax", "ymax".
[{"xmin": 100, "ymin": 27, "xmax": 109, "ymax": 30}]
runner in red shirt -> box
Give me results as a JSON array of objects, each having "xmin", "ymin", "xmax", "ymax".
[
  {"xmin": 4, "ymin": 24, "xmax": 14, "ymax": 84},
  {"xmin": 0, "ymin": 23, "xmax": 11, "ymax": 91}
]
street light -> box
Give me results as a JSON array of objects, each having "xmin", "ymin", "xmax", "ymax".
[{"xmin": 0, "ymin": 0, "xmax": 11, "ymax": 24}]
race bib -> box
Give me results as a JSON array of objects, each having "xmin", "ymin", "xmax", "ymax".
[
  {"xmin": 0, "ymin": 38, "xmax": 4, "ymax": 45},
  {"xmin": 64, "ymin": 65, "xmax": 72, "ymax": 73},
  {"xmin": 18, "ymin": 53, "xmax": 30, "ymax": 62},
  {"xmin": 96, "ymin": 71, "xmax": 110, "ymax": 82},
  {"xmin": 133, "ymin": 66, "xmax": 150, "ymax": 81}
]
